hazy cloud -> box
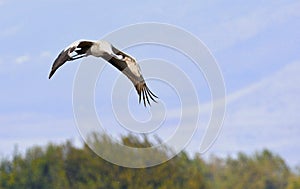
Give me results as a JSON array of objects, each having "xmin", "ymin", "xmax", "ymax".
[
  {"xmin": 205, "ymin": 1, "xmax": 300, "ymax": 50},
  {"xmin": 209, "ymin": 61, "xmax": 300, "ymax": 165},
  {"xmin": 40, "ymin": 51, "xmax": 52, "ymax": 58},
  {"xmin": 15, "ymin": 55, "xmax": 30, "ymax": 64},
  {"xmin": 0, "ymin": 24, "xmax": 23, "ymax": 38}
]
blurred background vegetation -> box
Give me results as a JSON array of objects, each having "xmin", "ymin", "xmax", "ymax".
[{"xmin": 0, "ymin": 134, "xmax": 299, "ymax": 189}]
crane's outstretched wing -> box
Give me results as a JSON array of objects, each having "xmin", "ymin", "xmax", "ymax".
[
  {"xmin": 108, "ymin": 46, "xmax": 158, "ymax": 106},
  {"xmin": 48, "ymin": 40, "xmax": 93, "ymax": 79}
]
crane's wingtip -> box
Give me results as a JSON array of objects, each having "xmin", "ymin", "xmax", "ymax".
[
  {"xmin": 48, "ymin": 71, "xmax": 54, "ymax": 79},
  {"xmin": 136, "ymin": 83, "xmax": 159, "ymax": 107}
]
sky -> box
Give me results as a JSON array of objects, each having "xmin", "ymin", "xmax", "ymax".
[{"xmin": 0, "ymin": 0, "xmax": 300, "ymax": 167}]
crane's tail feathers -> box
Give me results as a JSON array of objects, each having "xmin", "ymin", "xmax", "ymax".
[{"xmin": 136, "ymin": 83, "xmax": 158, "ymax": 107}]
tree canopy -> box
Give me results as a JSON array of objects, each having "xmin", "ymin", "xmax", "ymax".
[{"xmin": 0, "ymin": 134, "xmax": 298, "ymax": 189}]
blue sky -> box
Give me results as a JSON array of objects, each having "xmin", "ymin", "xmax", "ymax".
[{"xmin": 1, "ymin": 0, "xmax": 300, "ymax": 166}]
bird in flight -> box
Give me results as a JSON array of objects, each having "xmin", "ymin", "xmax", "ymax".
[{"xmin": 49, "ymin": 40, "xmax": 158, "ymax": 106}]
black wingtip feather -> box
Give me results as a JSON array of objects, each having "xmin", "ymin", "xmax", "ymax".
[
  {"xmin": 136, "ymin": 83, "xmax": 158, "ymax": 107},
  {"xmin": 48, "ymin": 70, "xmax": 55, "ymax": 79},
  {"xmin": 138, "ymin": 89, "xmax": 142, "ymax": 104}
]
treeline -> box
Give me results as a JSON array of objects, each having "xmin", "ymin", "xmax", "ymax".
[{"xmin": 0, "ymin": 134, "xmax": 299, "ymax": 189}]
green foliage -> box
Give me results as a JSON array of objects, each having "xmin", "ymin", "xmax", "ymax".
[
  {"xmin": 207, "ymin": 150, "xmax": 291, "ymax": 189},
  {"xmin": 286, "ymin": 167, "xmax": 300, "ymax": 189},
  {"xmin": 0, "ymin": 134, "xmax": 298, "ymax": 189},
  {"xmin": 0, "ymin": 134, "xmax": 207, "ymax": 189}
]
